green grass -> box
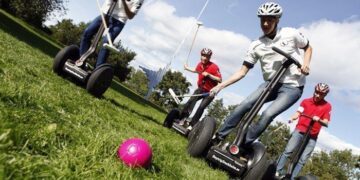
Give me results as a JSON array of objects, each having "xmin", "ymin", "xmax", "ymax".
[{"xmin": 0, "ymin": 10, "xmax": 228, "ymax": 179}]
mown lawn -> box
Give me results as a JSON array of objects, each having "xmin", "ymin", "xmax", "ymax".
[{"xmin": 0, "ymin": 10, "xmax": 228, "ymax": 179}]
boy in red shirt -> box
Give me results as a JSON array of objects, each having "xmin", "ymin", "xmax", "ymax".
[
  {"xmin": 180, "ymin": 48, "xmax": 222, "ymax": 130},
  {"xmin": 276, "ymin": 83, "xmax": 332, "ymax": 178}
]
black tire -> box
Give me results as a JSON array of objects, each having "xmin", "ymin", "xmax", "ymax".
[
  {"xmin": 187, "ymin": 116, "xmax": 216, "ymax": 157},
  {"xmin": 53, "ymin": 45, "xmax": 80, "ymax": 75},
  {"xmin": 163, "ymin": 109, "xmax": 180, "ymax": 128},
  {"xmin": 86, "ymin": 64, "xmax": 114, "ymax": 97},
  {"xmin": 242, "ymin": 144, "xmax": 269, "ymax": 180}
]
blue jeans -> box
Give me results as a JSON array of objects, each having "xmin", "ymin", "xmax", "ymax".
[
  {"xmin": 276, "ymin": 130, "xmax": 317, "ymax": 179},
  {"xmin": 79, "ymin": 15, "xmax": 124, "ymax": 67},
  {"xmin": 217, "ymin": 81, "xmax": 303, "ymax": 144}
]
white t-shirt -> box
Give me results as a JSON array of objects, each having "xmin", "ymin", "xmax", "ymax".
[
  {"xmin": 244, "ymin": 27, "xmax": 309, "ymax": 87},
  {"xmin": 102, "ymin": 0, "xmax": 143, "ymax": 23}
]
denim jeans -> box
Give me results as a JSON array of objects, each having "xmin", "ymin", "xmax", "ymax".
[
  {"xmin": 276, "ymin": 130, "xmax": 317, "ymax": 179},
  {"xmin": 79, "ymin": 15, "xmax": 124, "ymax": 67},
  {"xmin": 217, "ymin": 81, "xmax": 303, "ymax": 144},
  {"xmin": 180, "ymin": 88, "xmax": 214, "ymax": 126}
]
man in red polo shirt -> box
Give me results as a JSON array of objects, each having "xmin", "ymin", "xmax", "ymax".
[
  {"xmin": 180, "ymin": 48, "xmax": 222, "ymax": 130},
  {"xmin": 276, "ymin": 83, "xmax": 332, "ymax": 178}
]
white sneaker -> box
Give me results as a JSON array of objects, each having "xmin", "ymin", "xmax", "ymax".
[{"xmin": 186, "ymin": 126, "xmax": 193, "ymax": 131}]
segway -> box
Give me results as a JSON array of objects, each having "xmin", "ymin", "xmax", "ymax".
[
  {"xmin": 163, "ymin": 88, "xmax": 210, "ymax": 137},
  {"xmin": 187, "ymin": 47, "xmax": 304, "ymax": 179},
  {"xmin": 52, "ymin": 0, "xmax": 119, "ymax": 97},
  {"xmin": 281, "ymin": 114, "xmax": 320, "ymax": 180}
]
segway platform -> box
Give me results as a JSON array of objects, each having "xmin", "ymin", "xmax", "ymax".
[
  {"xmin": 207, "ymin": 146, "xmax": 247, "ymax": 176},
  {"xmin": 63, "ymin": 61, "xmax": 90, "ymax": 83},
  {"xmin": 171, "ymin": 122, "xmax": 191, "ymax": 136},
  {"xmin": 163, "ymin": 109, "xmax": 191, "ymax": 137}
]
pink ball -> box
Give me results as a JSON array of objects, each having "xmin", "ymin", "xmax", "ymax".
[{"xmin": 117, "ymin": 138, "xmax": 152, "ymax": 168}]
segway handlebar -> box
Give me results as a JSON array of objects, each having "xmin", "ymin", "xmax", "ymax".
[{"xmin": 272, "ymin": 47, "xmax": 302, "ymax": 68}]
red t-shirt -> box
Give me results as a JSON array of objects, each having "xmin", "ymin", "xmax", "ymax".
[
  {"xmin": 195, "ymin": 61, "xmax": 221, "ymax": 92},
  {"xmin": 295, "ymin": 97, "xmax": 332, "ymax": 138}
]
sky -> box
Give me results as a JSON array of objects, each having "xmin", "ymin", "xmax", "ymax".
[{"xmin": 46, "ymin": 0, "xmax": 360, "ymax": 155}]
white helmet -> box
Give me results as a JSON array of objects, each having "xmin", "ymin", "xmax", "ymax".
[{"xmin": 257, "ymin": 2, "xmax": 283, "ymax": 18}]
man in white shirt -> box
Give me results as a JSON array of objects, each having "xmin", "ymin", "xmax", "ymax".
[
  {"xmin": 210, "ymin": 2, "xmax": 313, "ymax": 146},
  {"xmin": 79, "ymin": 0, "xmax": 143, "ymax": 67}
]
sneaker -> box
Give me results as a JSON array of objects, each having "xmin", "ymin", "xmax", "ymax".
[{"xmin": 186, "ymin": 125, "xmax": 193, "ymax": 131}]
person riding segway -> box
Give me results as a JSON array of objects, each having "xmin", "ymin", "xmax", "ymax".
[
  {"xmin": 276, "ymin": 83, "xmax": 332, "ymax": 180},
  {"xmin": 52, "ymin": 0, "xmax": 143, "ymax": 97},
  {"xmin": 163, "ymin": 48, "xmax": 222, "ymax": 137}
]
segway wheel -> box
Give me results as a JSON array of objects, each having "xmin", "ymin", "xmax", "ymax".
[
  {"xmin": 163, "ymin": 109, "xmax": 180, "ymax": 128},
  {"xmin": 242, "ymin": 143, "xmax": 269, "ymax": 180},
  {"xmin": 53, "ymin": 45, "xmax": 80, "ymax": 75},
  {"xmin": 187, "ymin": 116, "xmax": 216, "ymax": 157},
  {"xmin": 86, "ymin": 64, "xmax": 114, "ymax": 97}
]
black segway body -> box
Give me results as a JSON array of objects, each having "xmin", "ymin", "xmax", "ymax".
[
  {"xmin": 188, "ymin": 47, "xmax": 304, "ymax": 178},
  {"xmin": 163, "ymin": 109, "xmax": 192, "ymax": 137}
]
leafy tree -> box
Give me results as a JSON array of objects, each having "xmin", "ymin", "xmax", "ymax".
[
  {"xmin": 105, "ymin": 42, "xmax": 136, "ymax": 82},
  {"xmin": 259, "ymin": 122, "xmax": 291, "ymax": 160},
  {"xmin": 1, "ymin": 0, "xmax": 67, "ymax": 28},
  {"xmin": 302, "ymin": 149, "xmax": 359, "ymax": 179},
  {"xmin": 149, "ymin": 70, "xmax": 191, "ymax": 110},
  {"xmin": 49, "ymin": 19, "xmax": 87, "ymax": 45},
  {"xmin": 124, "ymin": 68, "xmax": 149, "ymax": 96},
  {"xmin": 206, "ymin": 99, "xmax": 228, "ymax": 123}
]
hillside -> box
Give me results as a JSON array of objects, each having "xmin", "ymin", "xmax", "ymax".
[{"xmin": 0, "ymin": 10, "xmax": 228, "ymax": 179}]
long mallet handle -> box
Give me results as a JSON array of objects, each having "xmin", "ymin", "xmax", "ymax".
[
  {"xmin": 169, "ymin": 88, "xmax": 181, "ymax": 104},
  {"xmin": 185, "ymin": 21, "xmax": 202, "ymax": 65}
]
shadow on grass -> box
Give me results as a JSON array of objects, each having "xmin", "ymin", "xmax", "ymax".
[
  {"xmin": 0, "ymin": 10, "xmax": 60, "ymax": 57},
  {"xmin": 110, "ymin": 81, "xmax": 167, "ymax": 114},
  {"xmin": 107, "ymin": 98, "xmax": 162, "ymax": 126}
]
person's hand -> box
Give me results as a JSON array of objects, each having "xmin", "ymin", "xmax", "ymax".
[
  {"xmin": 184, "ymin": 64, "xmax": 189, "ymax": 71},
  {"xmin": 202, "ymin": 72, "xmax": 209, "ymax": 77},
  {"xmin": 312, "ymin": 116, "xmax": 320, "ymax": 122},
  {"xmin": 210, "ymin": 84, "xmax": 223, "ymax": 96},
  {"xmin": 300, "ymin": 64, "xmax": 310, "ymax": 75}
]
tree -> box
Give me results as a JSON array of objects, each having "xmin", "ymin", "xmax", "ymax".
[
  {"xmin": 149, "ymin": 70, "xmax": 191, "ymax": 110},
  {"xmin": 105, "ymin": 42, "xmax": 136, "ymax": 82},
  {"xmin": 259, "ymin": 122, "xmax": 291, "ymax": 160},
  {"xmin": 49, "ymin": 19, "xmax": 87, "ymax": 45},
  {"xmin": 1, "ymin": 0, "xmax": 67, "ymax": 28},
  {"xmin": 124, "ymin": 68, "xmax": 149, "ymax": 96},
  {"xmin": 206, "ymin": 99, "xmax": 228, "ymax": 123},
  {"xmin": 301, "ymin": 149, "xmax": 359, "ymax": 179}
]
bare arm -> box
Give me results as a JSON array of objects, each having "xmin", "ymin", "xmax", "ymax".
[
  {"xmin": 121, "ymin": 0, "xmax": 136, "ymax": 19},
  {"xmin": 300, "ymin": 45, "xmax": 312, "ymax": 74},
  {"xmin": 210, "ymin": 65, "xmax": 250, "ymax": 95},
  {"xmin": 202, "ymin": 72, "xmax": 222, "ymax": 83},
  {"xmin": 184, "ymin": 64, "xmax": 198, "ymax": 73}
]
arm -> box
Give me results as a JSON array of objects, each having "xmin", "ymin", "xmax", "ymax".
[
  {"xmin": 289, "ymin": 111, "xmax": 301, "ymax": 123},
  {"xmin": 300, "ymin": 44, "xmax": 312, "ymax": 75},
  {"xmin": 121, "ymin": 0, "xmax": 136, "ymax": 19},
  {"xmin": 184, "ymin": 64, "xmax": 198, "ymax": 73},
  {"xmin": 210, "ymin": 65, "xmax": 250, "ymax": 95},
  {"xmin": 312, "ymin": 116, "xmax": 329, "ymax": 127},
  {"xmin": 202, "ymin": 72, "xmax": 222, "ymax": 83}
]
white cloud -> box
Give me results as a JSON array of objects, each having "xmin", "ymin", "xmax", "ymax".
[
  {"xmin": 299, "ymin": 20, "xmax": 360, "ymax": 111},
  {"xmin": 317, "ymin": 129, "xmax": 360, "ymax": 155}
]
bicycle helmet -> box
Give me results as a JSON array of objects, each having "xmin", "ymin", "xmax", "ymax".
[
  {"xmin": 201, "ymin": 48, "xmax": 213, "ymax": 57},
  {"xmin": 257, "ymin": 2, "xmax": 283, "ymax": 18},
  {"xmin": 315, "ymin": 83, "xmax": 330, "ymax": 94}
]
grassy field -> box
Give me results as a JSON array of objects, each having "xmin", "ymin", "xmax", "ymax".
[{"xmin": 0, "ymin": 10, "xmax": 228, "ymax": 179}]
